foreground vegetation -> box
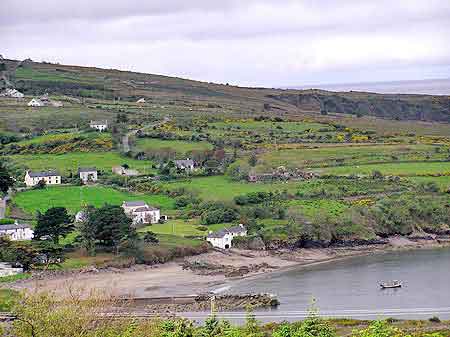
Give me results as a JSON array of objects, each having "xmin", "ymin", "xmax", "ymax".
[{"xmin": 1, "ymin": 291, "xmax": 449, "ymax": 337}]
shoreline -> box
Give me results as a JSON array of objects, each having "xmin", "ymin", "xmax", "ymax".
[
  {"xmin": 5, "ymin": 238, "xmax": 450, "ymax": 301},
  {"xmin": 219, "ymin": 239, "xmax": 450, "ymax": 291}
]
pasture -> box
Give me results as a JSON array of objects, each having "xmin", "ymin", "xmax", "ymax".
[
  {"xmin": 139, "ymin": 219, "xmax": 229, "ymax": 237},
  {"xmin": 135, "ymin": 138, "xmax": 213, "ymax": 154},
  {"xmin": 257, "ymin": 144, "xmax": 446, "ymax": 170},
  {"xmin": 165, "ymin": 176, "xmax": 308, "ymax": 201},
  {"xmin": 7, "ymin": 152, "xmax": 156, "ymax": 174},
  {"xmin": 13, "ymin": 185, "xmax": 175, "ymax": 215},
  {"xmin": 316, "ymin": 161, "xmax": 450, "ymax": 176}
]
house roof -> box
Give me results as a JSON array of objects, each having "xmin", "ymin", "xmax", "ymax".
[
  {"xmin": 122, "ymin": 200, "xmax": 147, "ymax": 207},
  {"xmin": 207, "ymin": 224, "xmax": 247, "ymax": 238},
  {"xmin": 90, "ymin": 120, "xmax": 108, "ymax": 125},
  {"xmin": 228, "ymin": 224, "xmax": 247, "ymax": 234},
  {"xmin": 175, "ymin": 159, "xmax": 194, "ymax": 166},
  {"xmin": 133, "ymin": 206, "xmax": 159, "ymax": 213},
  {"xmin": 0, "ymin": 223, "xmax": 32, "ymax": 231},
  {"xmin": 207, "ymin": 228, "xmax": 231, "ymax": 239},
  {"xmin": 78, "ymin": 167, "xmax": 97, "ymax": 173},
  {"xmin": 27, "ymin": 170, "xmax": 59, "ymax": 177}
]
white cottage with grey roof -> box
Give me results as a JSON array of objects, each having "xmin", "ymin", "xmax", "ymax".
[
  {"xmin": 206, "ymin": 224, "xmax": 247, "ymax": 249},
  {"xmin": 78, "ymin": 167, "xmax": 97, "ymax": 183},
  {"xmin": 24, "ymin": 170, "xmax": 61, "ymax": 187},
  {"xmin": 0, "ymin": 221, "xmax": 34, "ymax": 241},
  {"xmin": 174, "ymin": 159, "xmax": 195, "ymax": 171},
  {"xmin": 90, "ymin": 120, "xmax": 108, "ymax": 131},
  {"xmin": 122, "ymin": 201, "xmax": 160, "ymax": 225}
]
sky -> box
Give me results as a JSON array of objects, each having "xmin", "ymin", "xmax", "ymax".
[{"xmin": 2, "ymin": 0, "xmax": 450, "ymax": 87}]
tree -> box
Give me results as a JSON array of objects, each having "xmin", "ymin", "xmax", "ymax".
[
  {"xmin": 34, "ymin": 207, "xmax": 72, "ymax": 244},
  {"xmin": 89, "ymin": 205, "xmax": 136, "ymax": 254},
  {"xmin": 248, "ymin": 152, "xmax": 258, "ymax": 167},
  {"xmin": 143, "ymin": 231, "xmax": 159, "ymax": 244},
  {"xmin": 77, "ymin": 206, "xmax": 97, "ymax": 255},
  {"xmin": 0, "ymin": 237, "xmax": 38, "ymax": 271},
  {"xmin": 0, "ymin": 162, "xmax": 14, "ymax": 195}
]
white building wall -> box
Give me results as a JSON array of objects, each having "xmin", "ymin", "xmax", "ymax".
[
  {"xmin": 24, "ymin": 172, "xmax": 61, "ymax": 187},
  {"xmin": 79, "ymin": 171, "xmax": 98, "ymax": 182},
  {"xmin": 0, "ymin": 228, "xmax": 34, "ymax": 241}
]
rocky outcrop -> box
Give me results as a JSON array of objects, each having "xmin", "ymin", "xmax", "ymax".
[
  {"xmin": 267, "ymin": 91, "xmax": 450, "ymax": 122},
  {"xmin": 121, "ymin": 293, "xmax": 279, "ymax": 313},
  {"xmin": 181, "ymin": 260, "xmax": 277, "ymax": 278}
]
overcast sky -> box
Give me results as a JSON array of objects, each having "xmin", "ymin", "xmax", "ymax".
[{"xmin": 2, "ymin": 0, "xmax": 450, "ymax": 87}]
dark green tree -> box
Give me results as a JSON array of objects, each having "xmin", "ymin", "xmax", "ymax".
[
  {"xmin": 0, "ymin": 162, "xmax": 14, "ymax": 195},
  {"xmin": 34, "ymin": 207, "xmax": 72, "ymax": 244},
  {"xmin": 89, "ymin": 205, "xmax": 136, "ymax": 254},
  {"xmin": 143, "ymin": 231, "xmax": 159, "ymax": 244},
  {"xmin": 77, "ymin": 206, "xmax": 97, "ymax": 255}
]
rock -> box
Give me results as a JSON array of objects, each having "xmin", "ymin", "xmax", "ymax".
[{"xmin": 248, "ymin": 237, "xmax": 266, "ymax": 250}]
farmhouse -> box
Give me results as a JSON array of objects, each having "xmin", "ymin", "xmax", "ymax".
[
  {"xmin": 174, "ymin": 159, "xmax": 195, "ymax": 171},
  {"xmin": 0, "ymin": 221, "xmax": 34, "ymax": 241},
  {"xmin": 24, "ymin": 170, "xmax": 61, "ymax": 187},
  {"xmin": 0, "ymin": 88, "xmax": 24, "ymax": 99},
  {"xmin": 78, "ymin": 167, "xmax": 98, "ymax": 183},
  {"xmin": 90, "ymin": 120, "xmax": 108, "ymax": 131},
  {"xmin": 0, "ymin": 262, "xmax": 24, "ymax": 277},
  {"xmin": 122, "ymin": 201, "xmax": 160, "ymax": 225},
  {"xmin": 27, "ymin": 98, "xmax": 44, "ymax": 107},
  {"xmin": 206, "ymin": 224, "xmax": 247, "ymax": 249}
]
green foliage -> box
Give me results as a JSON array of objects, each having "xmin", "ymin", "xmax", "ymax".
[
  {"xmin": 86, "ymin": 204, "xmax": 137, "ymax": 254},
  {"xmin": 143, "ymin": 231, "xmax": 159, "ymax": 244},
  {"xmin": 353, "ymin": 320, "xmax": 404, "ymax": 337},
  {"xmin": 0, "ymin": 162, "xmax": 14, "ymax": 195},
  {"xmin": 35, "ymin": 207, "xmax": 72, "ymax": 243},
  {"xmin": 0, "ymin": 237, "xmax": 38, "ymax": 271}
]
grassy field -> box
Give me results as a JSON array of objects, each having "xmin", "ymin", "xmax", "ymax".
[
  {"xmin": 257, "ymin": 144, "xmax": 445, "ymax": 170},
  {"xmin": 135, "ymin": 138, "xmax": 213, "ymax": 154},
  {"xmin": 210, "ymin": 120, "xmax": 329, "ymax": 132},
  {"xmin": 14, "ymin": 131, "xmax": 111, "ymax": 146},
  {"xmin": 8, "ymin": 152, "xmax": 156, "ymax": 174},
  {"xmin": 165, "ymin": 176, "xmax": 309, "ymax": 201},
  {"xmin": 316, "ymin": 161, "xmax": 450, "ymax": 176},
  {"xmin": 13, "ymin": 185, "xmax": 175, "ymax": 215},
  {"xmin": 287, "ymin": 199, "xmax": 349, "ymax": 218},
  {"xmin": 139, "ymin": 219, "xmax": 229, "ymax": 237},
  {"xmin": 409, "ymin": 176, "xmax": 450, "ymax": 191}
]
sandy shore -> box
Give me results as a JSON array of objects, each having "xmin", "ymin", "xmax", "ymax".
[{"xmin": 8, "ymin": 237, "xmax": 450, "ymax": 299}]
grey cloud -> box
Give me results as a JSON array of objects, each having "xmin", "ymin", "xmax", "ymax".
[{"xmin": 2, "ymin": 0, "xmax": 450, "ymax": 87}]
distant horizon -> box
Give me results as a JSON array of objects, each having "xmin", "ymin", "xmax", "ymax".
[{"xmin": 285, "ymin": 77, "xmax": 450, "ymax": 95}]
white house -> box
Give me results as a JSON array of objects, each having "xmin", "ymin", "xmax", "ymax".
[
  {"xmin": 122, "ymin": 201, "xmax": 160, "ymax": 225},
  {"xmin": 0, "ymin": 221, "xmax": 34, "ymax": 241},
  {"xmin": 136, "ymin": 98, "xmax": 146, "ymax": 104},
  {"xmin": 78, "ymin": 167, "xmax": 98, "ymax": 183},
  {"xmin": 174, "ymin": 159, "xmax": 195, "ymax": 171},
  {"xmin": 206, "ymin": 224, "xmax": 247, "ymax": 249},
  {"xmin": 0, "ymin": 262, "xmax": 23, "ymax": 277},
  {"xmin": 0, "ymin": 88, "xmax": 24, "ymax": 99},
  {"xmin": 75, "ymin": 210, "xmax": 87, "ymax": 223},
  {"xmin": 27, "ymin": 98, "xmax": 44, "ymax": 107},
  {"xmin": 90, "ymin": 120, "xmax": 108, "ymax": 131},
  {"xmin": 24, "ymin": 170, "xmax": 61, "ymax": 187}
]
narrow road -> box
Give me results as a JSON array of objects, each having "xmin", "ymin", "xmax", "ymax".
[{"xmin": 121, "ymin": 117, "xmax": 170, "ymax": 153}]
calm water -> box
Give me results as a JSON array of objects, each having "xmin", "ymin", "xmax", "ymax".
[{"xmin": 208, "ymin": 247, "xmax": 450, "ymax": 320}]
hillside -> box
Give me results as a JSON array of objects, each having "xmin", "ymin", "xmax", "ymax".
[{"xmin": 1, "ymin": 58, "xmax": 449, "ymax": 123}]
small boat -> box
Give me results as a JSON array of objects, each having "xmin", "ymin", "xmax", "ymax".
[{"xmin": 380, "ymin": 280, "xmax": 402, "ymax": 289}]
